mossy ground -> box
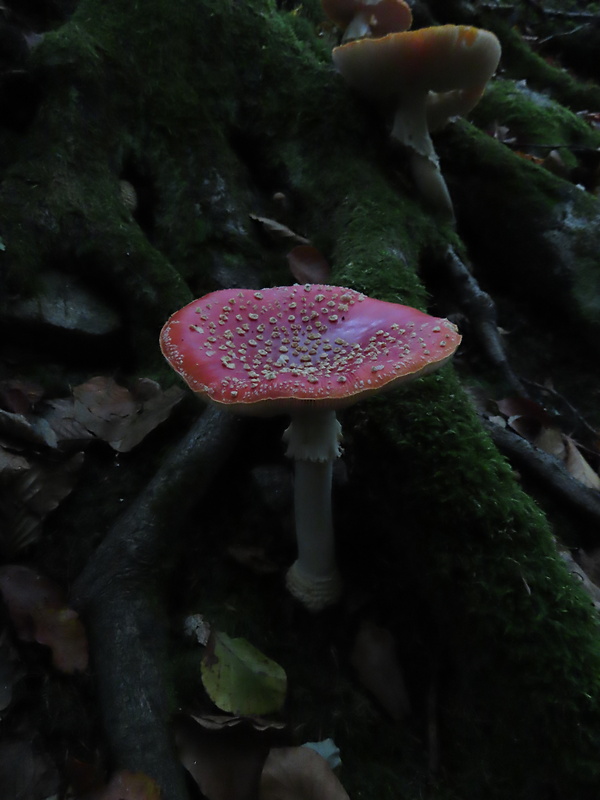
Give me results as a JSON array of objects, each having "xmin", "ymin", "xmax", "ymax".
[{"xmin": 3, "ymin": 0, "xmax": 600, "ymax": 797}]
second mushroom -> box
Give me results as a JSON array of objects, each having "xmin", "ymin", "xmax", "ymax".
[
  {"xmin": 332, "ymin": 25, "xmax": 502, "ymax": 221},
  {"xmin": 160, "ymin": 284, "xmax": 461, "ymax": 611}
]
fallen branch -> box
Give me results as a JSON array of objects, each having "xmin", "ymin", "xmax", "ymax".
[
  {"xmin": 72, "ymin": 405, "xmax": 240, "ymax": 800},
  {"xmin": 482, "ymin": 417, "xmax": 600, "ymax": 541}
]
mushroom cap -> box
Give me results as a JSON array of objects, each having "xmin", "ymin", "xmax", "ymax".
[
  {"xmin": 332, "ymin": 25, "xmax": 501, "ymax": 100},
  {"xmin": 160, "ymin": 284, "xmax": 461, "ymax": 415},
  {"xmin": 322, "ymin": 0, "xmax": 412, "ymax": 36}
]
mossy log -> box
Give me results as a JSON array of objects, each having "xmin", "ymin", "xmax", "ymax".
[{"xmin": 2, "ymin": 0, "xmax": 600, "ymax": 798}]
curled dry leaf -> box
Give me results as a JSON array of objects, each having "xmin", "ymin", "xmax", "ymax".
[
  {"xmin": 0, "ymin": 564, "xmax": 88, "ymax": 673},
  {"xmin": 190, "ymin": 713, "xmax": 286, "ymax": 732},
  {"xmin": 286, "ymin": 245, "xmax": 331, "ymax": 285},
  {"xmin": 42, "ymin": 397, "xmax": 95, "ymax": 449},
  {"xmin": 249, "ymin": 214, "xmax": 310, "ymax": 246},
  {"xmin": 0, "ymin": 407, "xmax": 58, "ymax": 448},
  {"xmin": 0, "ymin": 379, "xmax": 44, "ymax": 415},
  {"xmin": 175, "ymin": 714, "xmax": 271, "ymax": 800},
  {"xmin": 0, "ymin": 451, "xmax": 84, "ymax": 557},
  {"xmin": 260, "ymin": 746, "xmax": 350, "ymax": 800},
  {"xmin": 73, "ymin": 376, "xmax": 184, "ymax": 452},
  {"xmin": 0, "ymin": 738, "xmax": 59, "ymax": 800},
  {"xmin": 564, "ymin": 436, "xmax": 600, "ymax": 490},
  {"xmin": 496, "ymin": 396, "xmax": 553, "ymax": 440},
  {"xmin": 497, "ymin": 396, "xmax": 600, "ymax": 490},
  {"xmin": 0, "ymin": 446, "xmax": 29, "ymax": 477},
  {"xmin": 350, "ymin": 618, "xmax": 410, "ymax": 720}
]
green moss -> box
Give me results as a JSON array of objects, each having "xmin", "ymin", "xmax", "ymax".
[
  {"xmin": 354, "ymin": 371, "xmax": 600, "ymax": 795},
  {"xmin": 485, "ymin": 19, "xmax": 600, "ymax": 111},
  {"xmin": 474, "ymin": 78, "xmax": 600, "ymax": 166}
]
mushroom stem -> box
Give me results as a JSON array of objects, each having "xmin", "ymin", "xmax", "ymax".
[
  {"xmin": 390, "ymin": 95, "xmax": 455, "ymax": 222},
  {"xmin": 408, "ymin": 151, "xmax": 455, "ymax": 224},
  {"xmin": 283, "ymin": 409, "xmax": 343, "ymax": 611}
]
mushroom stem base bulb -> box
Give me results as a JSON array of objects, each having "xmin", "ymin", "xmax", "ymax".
[{"xmin": 286, "ymin": 561, "xmax": 343, "ymax": 612}]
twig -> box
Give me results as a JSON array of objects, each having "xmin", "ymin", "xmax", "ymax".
[
  {"xmin": 482, "ymin": 418, "xmax": 600, "ymax": 542},
  {"xmin": 481, "ymin": 1, "xmax": 600, "ymax": 21},
  {"xmin": 440, "ymin": 246, "xmax": 527, "ymax": 396},
  {"xmin": 522, "ymin": 378, "xmax": 600, "ymax": 439},
  {"xmin": 72, "ymin": 406, "xmax": 240, "ymax": 800}
]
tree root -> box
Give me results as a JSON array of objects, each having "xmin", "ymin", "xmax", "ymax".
[
  {"xmin": 72, "ymin": 406, "xmax": 240, "ymax": 800},
  {"xmin": 482, "ymin": 417, "xmax": 600, "ymax": 542},
  {"xmin": 441, "ymin": 245, "xmax": 526, "ymax": 396}
]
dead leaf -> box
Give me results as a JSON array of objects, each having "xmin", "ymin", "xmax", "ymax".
[
  {"xmin": 15, "ymin": 451, "xmax": 84, "ymax": 517},
  {"xmin": 83, "ymin": 770, "xmax": 162, "ymax": 800},
  {"xmin": 0, "ymin": 738, "xmax": 59, "ymax": 800},
  {"xmin": 260, "ymin": 746, "xmax": 350, "ymax": 800},
  {"xmin": 0, "ymin": 408, "xmax": 57, "ymax": 448},
  {"xmin": 350, "ymin": 618, "xmax": 410, "ymax": 720},
  {"xmin": 0, "ymin": 446, "xmax": 30, "ymax": 477},
  {"xmin": 496, "ymin": 396, "xmax": 553, "ymax": 441},
  {"xmin": 533, "ymin": 426, "xmax": 566, "ymax": 460},
  {"xmin": 0, "ymin": 379, "xmax": 44, "ymax": 415},
  {"xmin": 0, "ymin": 564, "xmax": 88, "ymax": 673},
  {"xmin": 286, "ymin": 245, "xmax": 331, "ymax": 284},
  {"xmin": 42, "ymin": 397, "xmax": 95, "ymax": 449},
  {"xmin": 564, "ymin": 437, "xmax": 600, "ymax": 490},
  {"xmin": 190, "ymin": 713, "xmax": 286, "ymax": 732},
  {"xmin": 0, "ymin": 451, "xmax": 84, "ymax": 557},
  {"xmin": 73, "ymin": 376, "xmax": 183, "ymax": 452},
  {"xmin": 249, "ymin": 214, "xmax": 310, "ymax": 245},
  {"xmin": 175, "ymin": 714, "xmax": 271, "ymax": 800}
]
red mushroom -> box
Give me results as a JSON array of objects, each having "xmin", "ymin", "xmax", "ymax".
[
  {"xmin": 332, "ymin": 25, "xmax": 501, "ymax": 220},
  {"xmin": 160, "ymin": 284, "xmax": 461, "ymax": 611},
  {"xmin": 322, "ymin": 0, "xmax": 413, "ymax": 43}
]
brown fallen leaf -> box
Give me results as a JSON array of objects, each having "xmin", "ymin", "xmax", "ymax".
[
  {"xmin": 564, "ymin": 436, "xmax": 600, "ymax": 490},
  {"xmin": 0, "ymin": 564, "xmax": 88, "ymax": 673},
  {"xmin": 496, "ymin": 396, "xmax": 553, "ymax": 441},
  {"xmin": 249, "ymin": 214, "xmax": 310, "ymax": 245},
  {"xmin": 0, "ymin": 738, "xmax": 59, "ymax": 800},
  {"xmin": 0, "ymin": 407, "xmax": 58, "ymax": 448},
  {"xmin": 286, "ymin": 245, "xmax": 331, "ymax": 285},
  {"xmin": 73, "ymin": 376, "xmax": 183, "ymax": 452},
  {"xmin": 260, "ymin": 746, "xmax": 350, "ymax": 800},
  {"xmin": 175, "ymin": 714, "xmax": 271, "ymax": 800},
  {"xmin": 190, "ymin": 713, "xmax": 286, "ymax": 732},
  {"xmin": 0, "ymin": 451, "xmax": 84, "ymax": 557},
  {"xmin": 0, "ymin": 379, "xmax": 44, "ymax": 415},
  {"xmin": 350, "ymin": 617, "xmax": 410, "ymax": 720},
  {"xmin": 533, "ymin": 425, "xmax": 566, "ymax": 460},
  {"xmin": 42, "ymin": 397, "xmax": 95, "ymax": 449},
  {"xmin": 82, "ymin": 770, "xmax": 162, "ymax": 800}
]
